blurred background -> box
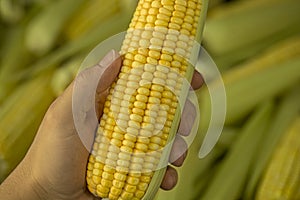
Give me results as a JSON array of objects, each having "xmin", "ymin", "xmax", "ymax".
[{"xmin": 0, "ymin": 0, "xmax": 299, "ymax": 199}]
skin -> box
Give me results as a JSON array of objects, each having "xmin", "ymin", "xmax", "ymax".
[{"xmin": 0, "ymin": 50, "xmax": 203, "ymax": 200}]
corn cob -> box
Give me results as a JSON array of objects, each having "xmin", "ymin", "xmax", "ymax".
[
  {"xmin": 256, "ymin": 116, "xmax": 300, "ymax": 200},
  {"xmin": 85, "ymin": 0, "xmax": 208, "ymax": 199}
]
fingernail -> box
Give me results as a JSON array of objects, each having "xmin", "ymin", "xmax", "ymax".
[{"xmin": 99, "ymin": 50, "xmax": 117, "ymax": 67}]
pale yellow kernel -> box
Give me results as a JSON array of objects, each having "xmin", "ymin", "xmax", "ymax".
[
  {"xmin": 143, "ymin": 116, "xmax": 156, "ymax": 124},
  {"xmin": 128, "ymin": 121, "xmax": 140, "ymax": 129},
  {"xmin": 146, "ymin": 15, "xmax": 156, "ymax": 24},
  {"xmin": 126, "ymin": 127, "xmax": 139, "ymax": 136},
  {"xmin": 140, "ymin": 129, "xmax": 153, "ymax": 137},
  {"xmin": 188, "ymin": 1, "xmax": 197, "ymax": 8},
  {"xmin": 130, "ymin": 113, "xmax": 143, "ymax": 123},
  {"xmin": 118, "ymin": 113, "xmax": 129, "ymax": 121},
  {"xmin": 157, "ymin": 13, "xmax": 169, "ymax": 21},
  {"xmin": 183, "ymin": 22, "xmax": 193, "ymax": 31},
  {"xmin": 160, "ymin": 55, "xmax": 173, "ymax": 64},
  {"xmin": 97, "ymin": 184, "xmax": 110, "ymax": 194},
  {"xmin": 171, "ymin": 16, "xmax": 183, "ymax": 25},
  {"xmin": 128, "ymin": 74, "xmax": 140, "ymax": 82},
  {"xmin": 87, "ymin": 163, "xmax": 94, "ymax": 171},
  {"xmin": 119, "ymin": 152, "xmax": 131, "ymax": 161},
  {"xmin": 150, "ymin": 37, "xmax": 163, "ymax": 46},
  {"xmin": 142, "ymin": 122, "xmax": 155, "ymax": 131},
  {"xmin": 159, "ymin": 7, "xmax": 172, "ymax": 16},
  {"xmin": 177, "ymin": 40, "xmax": 188, "ymax": 49},
  {"xmin": 111, "ymin": 138, "xmax": 122, "ymax": 147},
  {"xmin": 148, "ymin": 50, "xmax": 160, "ymax": 59},
  {"xmin": 135, "ymin": 143, "xmax": 148, "ymax": 151},
  {"xmin": 123, "ymin": 139, "xmax": 135, "ymax": 148},
  {"xmin": 171, "ymin": 60, "xmax": 181, "ymax": 68},
  {"xmin": 124, "ymin": 88, "xmax": 135, "ymax": 96},
  {"xmin": 140, "ymin": 8, "xmax": 148, "ymax": 16},
  {"xmin": 150, "ymin": 91, "xmax": 162, "ymax": 99},
  {"xmin": 113, "ymin": 179, "xmax": 125, "ymax": 188},
  {"xmin": 87, "ymin": 170, "xmax": 93, "ymax": 178},
  {"xmin": 127, "ymin": 81, "xmax": 139, "ymax": 89},
  {"xmin": 125, "ymin": 52, "xmax": 135, "ymax": 60},
  {"xmin": 93, "ymin": 168, "xmax": 102, "ymax": 176},
  {"xmin": 144, "ymin": 155, "xmax": 157, "ymax": 163},
  {"xmin": 115, "ymin": 85, "xmax": 126, "ymax": 92},
  {"xmin": 162, "ymin": 98, "xmax": 172, "ymax": 105},
  {"xmin": 168, "ymin": 114, "xmax": 175, "ymax": 121},
  {"xmin": 135, "ymin": 190, "xmax": 145, "ymax": 198},
  {"xmin": 103, "ymin": 130, "xmax": 112, "ymax": 138},
  {"xmin": 166, "ymin": 79, "xmax": 177, "ymax": 87},
  {"xmin": 155, "ymin": 19, "xmax": 168, "ymax": 27},
  {"xmin": 136, "ymin": 94, "xmax": 148, "ymax": 103},
  {"xmin": 141, "ymin": 175, "xmax": 152, "ymax": 183},
  {"xmin": 153, "ymin": 77, "xmax": 165, "ymax": 85},
  {"xmin": 107, "ymin": 151, "xmax": 119, "ymax": 161},
  {"xmin": 110, "ymin": 186, "xmax": 122, "ymax": 196},
  {"xmin": 124, "ymin": 133, "xmax": 137, "ymax": 142},
  {"xmin": 169, "ymin": 22, "xmax": 181, "ymax": 30},
  {"xmin": 154, "ymin": 71, "xmax": 167, "ymax": 80},
  {"xmin": 131, "ymin": 108, "xmax": 144, "ymax": 116},
  {"xmin": 132, "ymin": 61, "xmax": 144, "ymax": 68},
  {"xmin": 130, "ymin": 41, "xmax": 139, "ymax": 49},
  {"xmin": 173, "ymin": 10, "xmax": 185, "ymax": 18},
  {"xmin": 165, "ymin": 120, "xmax": 173, "ymax": 127},
  {"xmin": 175, "ymin": 47, "xmax": 186, "ymax": 57},
  {"xmin": 136, "ymin": 88, "xmax": 149, "ymax": 97},
  {"xmin": 124, "ymin": 184, "xmax": 137, "ymax": 193},
  {"xmin": 148, "ymin": 97, "xmax": 160, "ymax": 104},
  {"xmin": 117, "ymin": 159, "xmax": 130, "ymax": 168},
  {"xmin": 140, "ymin": 72, "xmax": 152, "ymax": 82},
  {"xmin": 132, "ymin": 35, "xmax": 140, "ymax": 42},
  {"xmin": 162, "ymin": 48, "xmax": 175, "ymax": 57},
  {"xmin": 127, "ymin": 176, "xmax": 140, "ymax": 185},
  {"xmin": 143, "ymin": 162, "xmax": 154, "ymax": 170},
  {"xmin": 130, "ymin": 163, "xmax": 143, "ymax": 171},
  {"xmin": 115, "ymin": 172, "xmax": 127, "ymax": 183},
  {"xmin": 134, "ymin": 54, "xmax": 147, "ymax": 64},
  {"xmin": 141, "ymin": 30, "xmax": 152, "ymax": 39},
  {"xmin": 154, "ymin": 26, "xmax": 168, "ymax": 34},
  {"xmin": 121, "ymin": 191, "xmax": 134, "ymax": 199},
  {"xmin": 142, "ymin": 64, "xmax": 154, "ymax": 73},
  {"xmin": 159, "ymin": 59, "xmax": 171, "ymax": 67},
  {"xmin": 123, "ymin": 94, "xmax": 135, "ymax": 103},
  {"xmin": 95, "ymin": 155, "xmax": 106, "ymax": 163},
  {"xmin": 151, "ymin": 84, "xmax": 164, "ymax": 92},
  {"xmin": 108, "ymin": 193, "xmax": 118, "ymax": 200},
  {"xmin": 101, "ymin": 171, "xmax": 113, "ymax": 181},
  {"xmin": 186, "ymin": 8, "xmax": 195, "ymax": 16},
  {"xmin": 134, "ymin": 101, "xmax": 146, "ymax": 109},
  {"xmin": 162, "ymin": 0, "xmax": 174, "ymax": 5},
  {"xmin": 150, "ymin": 136, "xmax": 162, "ymax": 144},
  {"xmin": 184, "ymin": 15, "xmax": 194, "ymax": 24},
  {"xmin": 149, "ymin": 143, "xmax": 161, "ymax": 151},
  {"xmin": 131, "ymin": 156, "xmax": 144, "ymax": 164},
  {"xmin": 149, "ymin": 7, "xmax": 158, "ymax": 15}
]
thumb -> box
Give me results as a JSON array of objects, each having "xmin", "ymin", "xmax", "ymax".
[{"xmin": 72, "ymin": 49, "xmax": 122, "ymax": 151}]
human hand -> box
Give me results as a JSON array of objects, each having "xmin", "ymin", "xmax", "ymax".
[{"xmin": 0, "ymin": 50, "xmax": 203, "ymax": 200}]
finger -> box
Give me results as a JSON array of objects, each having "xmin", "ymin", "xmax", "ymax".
[
  {"xmin": 191, "ymin": 70, "xmax": 204, "ymax": 90},
  {"xmin": 178, "ymin": 99, "xmax": 196, "ymax": 136},
  {"xmin": 169, "ymin": 135, "xmax": 188, "ymax": 166},
  {"xmin": 69, "ymin": 50, "xmax": 121, "ymax": 150},
  {"xmin": 95, "ymin": 51, "xmax": 122, "ymax": 118},
  {"xmin": 160, "ymin": 166, "xmax": 178, "ymax": 190}
]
